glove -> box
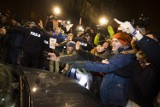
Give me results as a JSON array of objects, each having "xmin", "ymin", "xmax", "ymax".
[
  {"xmin": 114, "ymin": 18, "xmax": 143, "ymax": 41},
  {"xmin": 114, "ymin": 18, "xmax": 135, "ymax": 34}
]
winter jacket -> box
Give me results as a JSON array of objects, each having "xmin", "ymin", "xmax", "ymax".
[
  {"xmin": 74, "ymin": 46, "xmax": 136, "ymax": 106},
  {"xmin": 136, "ymin": 36, "xmax": 160, "ymax": 71},
  {"xmin": 108, "ymin": 36, "xmax": 160, "ymax": 107},
  {"xmin": 9, "ymin": 26, "xmax": 45, "ymax": 68},
  {"xmin": 120, "ymin": 60, "xmax": 160, "ymax": 107}
]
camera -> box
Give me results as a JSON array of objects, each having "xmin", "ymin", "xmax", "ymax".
[
  {"xmin": 131, "ymin": 14, "xmax": 150, "ymax": 28},
  {"xmin": 79, "ymin": 42, "xmax": 87, "ymax": 47}
]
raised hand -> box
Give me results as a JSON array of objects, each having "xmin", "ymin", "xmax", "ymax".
[
  {"xmin": 38, "ymin": 20, "xmax": 43, "ymax": 29},
  {"xmin": 102, "ymin": 59, "xmax": 109, "ymax": 64},
  {"xmin": 114, "ymin": 18, "xmax": 135, "ymax": 34},
  {"xmin": 114, "ymin": 18, "xmax": 143, "ymax": 40},
  {"xmin": 75, "ymin": 41, "xmax": 81, "ymax": 50},
  {"xmin": 47, "ymin": 52, "xmax": 60, "ymax": 61}
]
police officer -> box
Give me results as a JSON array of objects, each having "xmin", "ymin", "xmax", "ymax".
[
  {"xmin": 9, "ymin": 20, "xmax": 45, "ymax": 68},
  {"xmin": 6, "ymin": 16, "xmax": 23, "ymax": 66}
]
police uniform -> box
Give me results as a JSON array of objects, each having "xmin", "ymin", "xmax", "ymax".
[{"xmin": 11, "ymin": 26, "xmax": 44, "ymax": 68}]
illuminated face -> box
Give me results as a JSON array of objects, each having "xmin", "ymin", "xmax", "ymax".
[
  {"xmin": 103, "ymin": 42, "xmax": 109, "ymax": 49},
  {"xmin": 66, "ymin": 46, "xmax": 74, "ymax": 54},
  {"xmin": 96, "ymin": 45, "xmax": 103, "ymax": 52},
  {"xmin": 55, "ymin": 27, "xmax": 60, "ymax": 34},
  {"xmin": 112, "ymin": 38, "xmax": 123, "ymax": 53},
  {"xmin": 0, "ymin": 27, "xmax": 6, "ymax": 36},
  {"xmin": 67, "ymin": 33, "xmax": 74, "ymax": 41},
  {"xmin": 96, "ymin": 42, "xmax": 109, "ymax": 53}
]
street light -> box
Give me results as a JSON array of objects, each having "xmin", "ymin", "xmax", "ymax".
[
  {"xmin": 77, "ymin": 25, "xmax": 84, "ymax": 32},
  {"xmin": 99, "ymin": 17, "xmax": 108, "ymax": 25},
  {"xmin": 67, "ymin": 20, "xmax": 71, "ymax": 24},
  {"xmin": 53, "ymin": 6, "xmax": 61, "ymax": 15}
]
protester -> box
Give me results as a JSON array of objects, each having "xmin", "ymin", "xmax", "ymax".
[
  {"xmin": 75, "ymin": 40, "xmax": 112, "ymax": 98},
  {"xmin": 114, "ymin": 18, "xmax": 160, "ymax": 107}
]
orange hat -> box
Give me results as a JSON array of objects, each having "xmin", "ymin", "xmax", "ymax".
[{"xmin": 113, "ymin": 32, "xmax": 132, "ymax": 46}]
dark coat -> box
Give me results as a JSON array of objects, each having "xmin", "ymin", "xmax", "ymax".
[
  {"xmin": 134, "ymin": 36, "xmax": 160, "ymax": 106},
  {"xmin": 136, "ymin": 36, "xmax": 160, "ymax": 71},
  {"xmin": 6, "ymin": 31, "xmax": 23, "ymax": 65},
  {"xmin": 9, "ymin": 26, "xmax": 45, "ymax": 68},
  {"xmin": 113, "ymin": 36, "xmax": 160, "ymax": 107},
  {"xmin": 116, "ymin": 60, "xmax": 160, "ymax": 107}
]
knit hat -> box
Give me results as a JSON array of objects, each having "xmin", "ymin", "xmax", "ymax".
[
  {"xmin": 113, "ymin": 32, "xmax": 132, "ymax": 46},
  {"xmin": 67, "ymin": 41, "xmax": 76, "ymax": 48}
]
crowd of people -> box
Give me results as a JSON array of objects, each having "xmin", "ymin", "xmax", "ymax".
[{"xmin": 0, "ymin": 10, "xmax": 160, "ymax": 107}]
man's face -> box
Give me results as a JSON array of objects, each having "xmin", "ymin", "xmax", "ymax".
[
  {"xmin": 112, "ymin": 38, "xmax": 123, "ymax": 53},
  {"xmin": 66, "ymin": 46, "xmax": 74, "ymax": 54},
  {"xmin": 0, "ymin": 27, "xmax": 6, "ymax": 36},
  {"xmin": 67, "ymin": 33, "xmax": 73, "ymax": 41},
  {"xmin": 55, "ymin": 27, "xmax": 60, "ymax": 34}
]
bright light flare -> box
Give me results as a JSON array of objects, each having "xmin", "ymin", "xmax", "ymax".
[
  {"xmin": 77, "ymin": 26, "xmax": 84, "ymax": 31},
  {"xmin": 67, "ymin": 21, "xmax": 71, "ymax": 24},
  {"xmin": 99, "ymin": 17, "xmax": 108, "ymax": 25},
  {"xmin": 53, "ymin": 7, "xmax": 61, "ymax": 15},
  {"xmin": 32, "ymin": 87, "xmax": 38, "ymax": 92}
]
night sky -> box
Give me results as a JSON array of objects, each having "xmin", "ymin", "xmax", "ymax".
[
  {"xmin": 0, "ymin": 0, "xmax": 159, "ymax": 32},
  {"xmin": 109, "ymin": 0, "xmax": 160, "ymax": 32}
]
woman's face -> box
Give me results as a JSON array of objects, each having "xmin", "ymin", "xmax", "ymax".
[
  {"xmin": 103, "ymin": 42, "xmax": 109, "ymax": 49},
  {"xmin": 96, "ymin": 42, "xmax": 109, "ymax": 53},
  {"xmin": 96, "ymin": 45, "xmax": 105, "ymax": 52},
  {"xmin": 112, "ymin": 38, "xmax": 123, "ymax": 53}
]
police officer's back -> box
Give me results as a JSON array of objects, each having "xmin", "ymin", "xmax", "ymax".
[{"xmin": 10, "ymin": 21, "xmax": 45, "ymax": 68}]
